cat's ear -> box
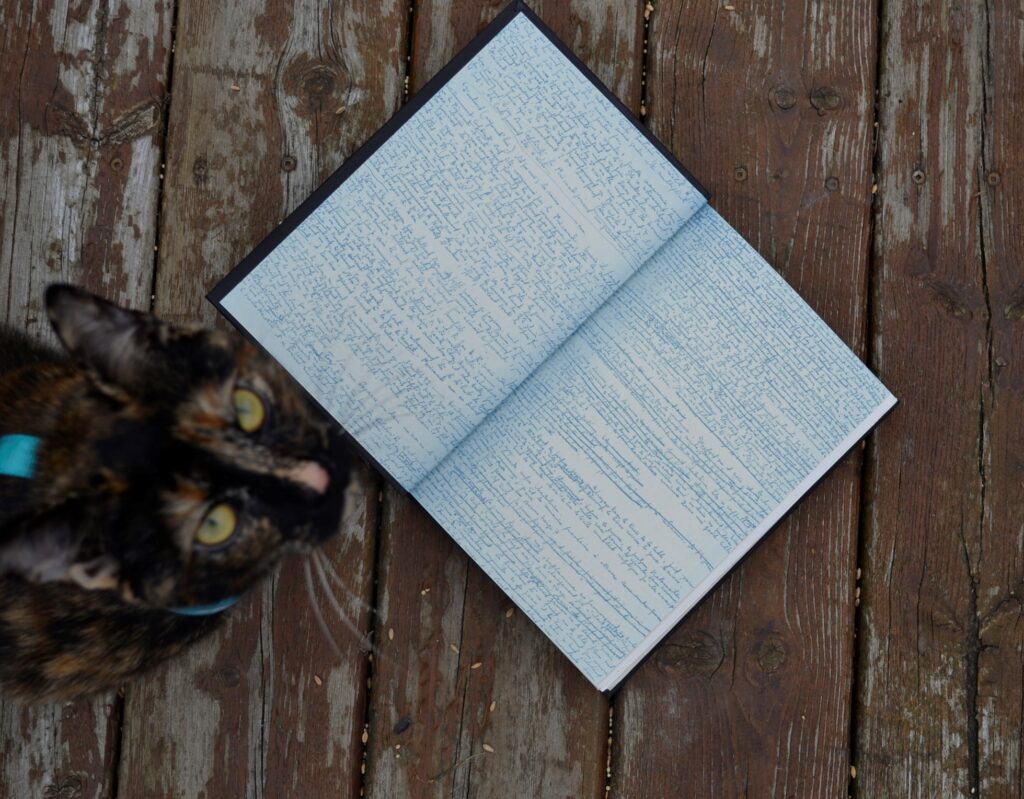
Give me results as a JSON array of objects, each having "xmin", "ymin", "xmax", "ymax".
[{"xmin": 45, "ymin": 285, "xmax": 156, "ymax": 389}]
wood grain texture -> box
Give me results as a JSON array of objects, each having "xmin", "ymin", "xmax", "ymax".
[
  {"xmin": 613, "ymin": 2, "xmax": 878, "ymax": 796},
  {"xmin": 116, "ymin": 0, "xmax": 407, "ymax": 795},
  {"xmin": 856, "ymin": 2, "xmax": 1024, "ymax": 796},
  {"xmin": 0, "ymin": 0, "xmax": 173, "ymax": 796},
  {"xmin": 362, "ymin": 3, "xmax": 640, "ymax": 797}
]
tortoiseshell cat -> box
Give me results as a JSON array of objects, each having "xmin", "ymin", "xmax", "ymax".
[{"xmin": 0, "ymin": 285, "xmax": 351, "ymax": 700}]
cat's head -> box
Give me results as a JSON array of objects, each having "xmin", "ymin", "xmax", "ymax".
[{"xmin": 33, "ymin": 285, "xmax": 352, "ymax": 611}]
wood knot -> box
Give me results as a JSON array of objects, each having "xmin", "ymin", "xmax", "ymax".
[
  {"xmin": 656, "ymin": 631, "xmax": 724, "ymax": 678},
  {"xmin": 44, "ymin": 102, "xmax": 91, "ymax": 147},
  {"xmin": 1004, "ymin": 284, "xmax": 1024, "ymax": 321},
  {"xmin": 809, "ymin": 86, "xmax": 842, "ymax": 114},
  {"xmin": 755, "ymin": 635, "xmax": 787, "ymax": 673},
  {"xmin": 192, "ymin": 157, "xmax": 209, "ymax": 185},
  {"xmin": 219, "ymin": 666, "xmax": 241, "ymax": 687},
  {"xmin": 284, "ymin": 56, "xmax": 345, "ymax": 117},
  {"xmin": 918, "ymin": 275, "xmax": 974, "ymax": 320},
  {"xmin": 825, "ymin": 176, "xmax": 840, "ymax": 192},
  {"xmin": 43, "ymin": 775, "xmax": 84, "ymax": 798}
]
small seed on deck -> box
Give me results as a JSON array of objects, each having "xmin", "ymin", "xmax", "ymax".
[
  {"xmin": 335, "ymin": 106, "xmax": 346, "ymax": 115},
  {"xmin": 724, "ymin": 3, "xmax": 735, "ymax": 9},
  {"xmin": 450, "ymin": 643, "xmax": 460, "ymax": 653},
  {"xmin": 231, "ymin": 84, "xmax": 241, "ymax": 92},
  {"xmin": 644, "ymin": 2, "xmax": 654, "ymax": 20},
  {"xmin": 850, "ymin": 765, "xmax": 857, "ymax": 778},
  {"xmin": 489, "ymin": 701, "xmax": 496, "ymax": 712},
  {"xmin": 482, "ymin": 743, "xmax": 495, "ymax": 753},
  {"xmin": 361, "ymin": 729, "xmax": 369, "ymax": 744},
  {"xmin": 313, "ymin": 674, "xmax": 322, "ymax": 686},
  {"xmin": 505, "ymin": 607, "xmax": 514, "ymax": 618},
  {"xmin": 388, "ymin": 627, "xmax": 395, "ymax": 640},
  {"xmin": 471, "ymin": 662, "xmax": 482, "ymax": 670},
  {"xmin": 421, "ymin": 587, "xmax": 430, "ymax": 595}
]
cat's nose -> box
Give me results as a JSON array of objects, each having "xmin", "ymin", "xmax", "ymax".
[{"xmin": 287, "ymin": 460, "xmax": 330, "ymax": 495}]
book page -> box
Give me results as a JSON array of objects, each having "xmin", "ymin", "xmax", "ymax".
[
  {"xmin": 413, "ymin": 205, "xmax": 896, "ymax": 688},
  {"xmin": 220, "ymin": 14, "xmax": 704, "ymax": 488}
]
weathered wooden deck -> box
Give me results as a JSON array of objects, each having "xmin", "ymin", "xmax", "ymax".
[{"xmin": 1, "ymin": 0, "xmax": 1021, "ymax": 796}]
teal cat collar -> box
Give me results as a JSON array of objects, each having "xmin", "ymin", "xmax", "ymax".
[
  {"xmin": 0, "ymin": 434, "xmax": 40, "ymax": 479},
  {"xmin": 166, "ymin": 595, "xmax": 241, "ymax": 616},
  {"xmin": 0, "ymin": 434, "xmax": 236, "ymax": 616}
]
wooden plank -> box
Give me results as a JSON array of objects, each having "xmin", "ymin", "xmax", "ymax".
[
  {"xmin": 976, "ymin": 3, "xmax": 1024, "ymax": 794},
  {"xmin": 613, "ymin": 2, "xmax": 878, "ymax": 796},
  {"xmin": 115, "ymin": 1, "xmax": 407, "ymax": 795},
  {"xmin": 0, "ymin": 0, "xmax": 173, "ymax": 796},
  {"xmin": 856, "ymin": 2, "xmax": 1024, "ymax": 795},
  {"xmin": 363, "ymin": 2, "xmax": 641, "ymax": 797}
]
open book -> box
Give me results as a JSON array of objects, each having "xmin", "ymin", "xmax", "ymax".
[{"xmin": 210, "ymin": 2, "xmax": 895, "ymax": 691}]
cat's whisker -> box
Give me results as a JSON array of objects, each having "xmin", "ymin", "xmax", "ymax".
[
  {"xmin": 310, "ymin": 551, "xmax": 383, "ymax": 661},
  {"xmin": 304, "ymin": 558, "xmax": 346, "ymax": 660},
  {"xmin": 313, "ymin": 549, "xmax": 376, "ymax": 614}
]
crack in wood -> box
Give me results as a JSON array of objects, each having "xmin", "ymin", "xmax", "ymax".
[{"xmin": 148, "ymin": 0, "xmax": 183, "ymax": 319}]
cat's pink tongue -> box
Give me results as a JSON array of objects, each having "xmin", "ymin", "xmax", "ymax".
[{"xmin": 288, "ymin": 461, "xmax": 330, "ymax": 495}]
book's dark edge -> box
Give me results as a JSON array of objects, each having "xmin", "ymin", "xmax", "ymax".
[
  {"xmin": 514, "ymin": 2, "xmax": 710, "ymax": 202},
  {"xmin": 207, "ymin": 0, "xmax": 708, "ymax": 306},
  {"xmin": 598, "ymin": 397, "xmax": 899, "ymax": 695}
]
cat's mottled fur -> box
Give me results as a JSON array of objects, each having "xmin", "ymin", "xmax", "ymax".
[{"xmin": 0, "ymin": 286, "xmax": 351, "ymax": 700}]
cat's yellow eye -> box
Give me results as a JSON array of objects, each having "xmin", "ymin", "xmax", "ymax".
[
  {"xmin": 233, "ymin": 388, "xmax": 265, "ymax": 433},
  {"xmin": 195, "ymin": 503, "xmax": 237, "ymax": 547}
]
